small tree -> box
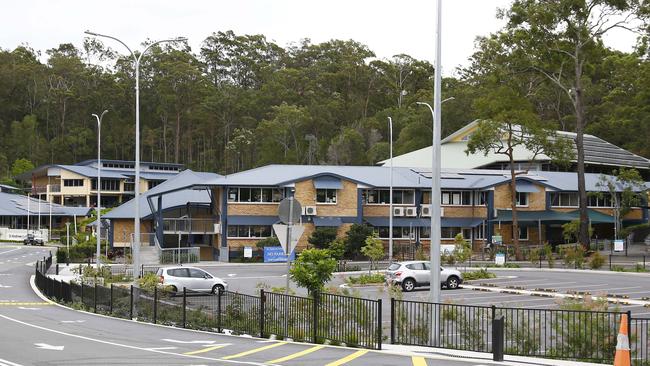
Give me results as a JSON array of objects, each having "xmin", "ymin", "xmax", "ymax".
[
  {"xmin": 562, "ymin": 220, "xmax": 593, "ymax": 243},
  {"xmin": 361, "ymin": 233, "xmax": 384, "ymax": 272},
  {"xmin": 595, "ymin": 168, "xmax": 647, "ymax": 240},
  {"xmin": 453, "ymin": 233, "xmax": 472, "ymax": 271},
  {"xmin": 327, "ymin": 238, "xmax": 346, "ymax": 260},
  {"xmin": 256, "ymin": 237, "xmax": 280, "ymax": 248},
  {"xmin": 289, "ymin": 249, "xmax": 337, "ymax": 296},
  {"xmin": 344, "ymin": 224, "xmax": 374, "ymax": 259},
  {"xmin": 308, "ymin": 227, "xmax": 337, "ymax": 249}
]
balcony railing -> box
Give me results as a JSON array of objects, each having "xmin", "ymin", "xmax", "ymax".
[{"xmin": 162, "ymin": 218, "xmax": 218, "ymax": 234}]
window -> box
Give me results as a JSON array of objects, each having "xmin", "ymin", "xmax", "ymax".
[
  {"xmin": 420, "ymin": 227, "xmax": 467, "ymax": 239},
  {"xmin": 63, "ymin": 179, "xmax": 84, "ymax": 187},
  {"xmin": 474, "ymin": 224, "xmax": 485, "ymax": 239},
  {"xmin": 550, "ymin": 192, "xmax": 579, "ymax": 207},
  {"xmin": 148, "ymin": 180, "xmax": 163, "ymax": 190},
  {"xmin": 474, "ymin": 191, "xmax": 487, "ymax": 206},
  {"xmin": 406, "ymin": 263, "xmax": 424, "ymax": 270},
  {"xmin": 374, "ymin": 227, "xmax": 414, "ymax": 239},
  {"xmin": 516, "ymin": 192, "xmax": 529, "ymax": 207},
  {"xmin": 587, "ymin": 193, "xmax": 614, "ymax": 207},
  {"xmin": 227, "ymin": 187, "xmax": 283, "ymax": 203},
  {"xmin": 189, "ymin": 268, "xmax": 210, "ymax": 278},
  {"xmin": 92, "ymin": 179, "xmax": 120, "ymax": 191},
  {"xmin": 363, "ymin": 189, "xmax": 415, "ymax": 205},
  {"xmin": 169, "ymin": 268, "xmax": 189, "ymax": 277},
  {"xmin": 518, "ymin": 227, "xmax": 529, "ymax": 241},
  {"xmin": 441, "ymin": 191, "xmax": 472, "ymax": 206},
  {"xmin": 123, "ymin": 180, "xmax": 134, "ymax": 192},
  {"xmin": 316, "ymin": 189, "xmax": 337, "ymax": 203},
  {"xmin": 227, "ymin": 225, "xmax": 274, "ymax": 238}
]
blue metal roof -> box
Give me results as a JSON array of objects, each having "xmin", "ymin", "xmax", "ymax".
[
  {"xmin": 228, "ymin": 216, "xmax": 279, "ymax": 225},
  {"xmin": 312, "ymin": 217, "xmax": 343, "ymax": 227},
  {"xmin": 0, "ymin": 192, "xmax": 91, "ymax": 217},
  {"xmin": 313, "ymin": 176, "xmax": 343, "ymax": 189}
]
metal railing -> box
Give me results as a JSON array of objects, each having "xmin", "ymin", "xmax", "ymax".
[
  {"xmin": 162, "ymin": 218, "xmax": 217, "ymax": 234},
  {"xmin": 153, "ymin": 234, "xmax": 200, "ymax": 264},
  {"xmin": 631, "ymin": 317, "xmax": 650, "ymax": 365},
  {"xmin": 391, "ymin": 298, "xmax": 628, "ymax": 364}
]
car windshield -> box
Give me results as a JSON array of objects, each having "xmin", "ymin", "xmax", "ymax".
[{"xmin": 387, "ymin": 263, "xmax": 401, "ymax": 271}]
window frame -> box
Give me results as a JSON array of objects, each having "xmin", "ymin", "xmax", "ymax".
[
  {"xmin": 227, "ymin": 187, "xmax": 284, "ymax": 204},
  {"xmin": 516, "ymin": 192, "xmax": 529, "ymax": 207},
  {"xmin": 316, "ymin": 188, "xmax": 338, "ymax": 204}
]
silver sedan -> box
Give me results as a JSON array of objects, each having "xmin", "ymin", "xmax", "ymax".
[{"xmin": 385, "ymin": 260, "xmax": 463, "ymax": 292}]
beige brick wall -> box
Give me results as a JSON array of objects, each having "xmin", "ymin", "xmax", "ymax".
[
  {"xmin": 494, "ymin": 182, "xmax": 546, "ymax": 210},
  {"xmin": 293, "ymin": 179, "xmax": 358, "ymax": 217},
  {"xmin": 493, "ymin": 223, "xmax": 545, "ymax": 246},
  {"xmin": 228, "ymin": 203, "xmax": 279, "ymax": 216},
  {"xmin": 364, "ymin": 205, "xmax": 389, "ymax": 217},
  {"xmin": 443, "ymin": 206, "xmax": 487, "ymax": 218},
  {"xmin": 112, "ymin": 219, "xmax": 152, "ymax": 246}
]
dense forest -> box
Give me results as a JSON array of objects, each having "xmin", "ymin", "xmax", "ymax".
[{"xmin": 0, "ymin": 0, "xmax": 649, "ymax": 183}]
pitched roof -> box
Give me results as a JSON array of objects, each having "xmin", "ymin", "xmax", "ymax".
[{"xmin": 0, "ymin": 192, "xmax": 91, "ymax": 217}]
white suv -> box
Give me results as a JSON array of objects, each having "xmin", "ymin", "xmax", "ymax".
[
  {"xmin": 385, "ymin": 261, "xmax": 463, "ymax": 292},
  {"xmin": 157, "ymin": 266, "xmax": 227, "ymax": 294}
]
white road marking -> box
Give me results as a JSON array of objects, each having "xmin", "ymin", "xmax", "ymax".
[
  {"xmin": 0, "ymin": 248, "xmax": 22, "ymax": 256},
  {"xmin": 0, "ymin": 314, "xmax": 270, "ymax": 366},
  {"xmin": 18, "ymin": 307, "xmax": 40, "ymax": 310},
  {"xmin": 34, "ymin": 343, "xmax": 64, "ymax": 351},
  {"xmin": 162, "ymin": 339, "xmax": 216, "ymax": 345},
  {"xmin": 227, "ymin": 274, "xmax": 236, "ymax": 277},
  {"xmin": 0, "ymin": 358, "xmax": 23, "ymax": 366},
  {"xmin": 60, "ymin": 320, "xmax": 86, "ymax": 323},
  {"xmin": 145, "ymin": 347, "xmax": 178, "ymax": 351},
  {"xmin": 0, "ymin": 284, "xmax": 13, "ymax": 288},
  {"xmin": 0, "ymin": 274, "xmax": 12, "ymax": 276}
]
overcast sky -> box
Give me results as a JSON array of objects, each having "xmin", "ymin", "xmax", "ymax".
[{"xmin": 1, "ymin": 0, "xmax": 638, "ymax": 76}]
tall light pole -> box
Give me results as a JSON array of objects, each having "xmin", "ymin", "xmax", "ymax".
[
  {"xmin": 84, "ymin": 31, "xmax": 186, "ymax": 278},
  {"xmin": 388, "ymin": 117, "xmax": 394, "ymax": 263},
  {"xmin": 92, "ymin": 110, "xmax": 108, "ymax": 270}
]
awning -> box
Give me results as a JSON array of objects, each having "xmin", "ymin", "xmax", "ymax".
[
  {"xmin": 493, "ymin": 209, "xmax": 615, "ymax": 224},
  {"xmin": 515, "ymin": 181, "xmax": 539, "ymax": 193},
  {"xmin": 313, "ymin": 217, "xmax": 343, "ymax": 227},
  {"xmin": 365, "ymin": 217, "xmax": 483, "ymax": 228},
  {"xmin": 313, "ymin": 176, "xmax": 343, "ymax": 189},
  {"xmin": 227, "ymin": 215, "xmax": 279, "ymax": 225}
]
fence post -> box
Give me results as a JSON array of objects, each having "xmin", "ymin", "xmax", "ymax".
[
  {"xmin": 80, "ymin": 282, "xmax": 84, "ymax": 306},
  {"xmin": 377, "ymin": 298, "xmax": 382, "ymax": 350},
  {"xmin": 259, "ymin": 289, "xmax": 265, "ymax": 338},
  {"xmin": 182, "ymin": 288, "xmax": 187, "ymax": 328},
  {"xmin": 609, "ymin": 255, "xmax": 612, "ymax": 271},
  {"xmin": 56, "ymin": 263, "xmax": 59, "ymax": 275},
  {"xmin": 491, "ymin": 305, "xmax": 496, "ymax": 320},
  {"xmin": 92, "ymin": 283, "xmax": 97, "ymax": 313},
  {"xmin": 153, "ymin": 286, "xmax": 158, "ymax": 324},
  {"xmin": 217, "ymin": 287, "xmax": 222, "ymax": 333},
  {"xmin": 644, "ymin": 255, "xmax": 646, "ymax": 270},
  {"xmin": 312, "ymin": 293, "xmax": 319, "ymax": 343},
  {"xmin": 129, "ymin": 285, "xmax": 134, "ymax": 320},
  {"xmin": 492, "ymin": 315, "xmax": 504, "ymax": 361},
  {"xmin": 627, "ymin": 310, "xmax": 632, "ymax": 364},
  {"xmin": 110, "ymin": 284, "xmax": 114, "ymax": 314},
  {"xmin": 390, "ymin": 297, "xmax": 395, "ymax": 344}
]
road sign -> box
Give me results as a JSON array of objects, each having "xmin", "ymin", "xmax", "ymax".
[
  {"xmin": 273, "ymin": 223, "xmax": 305, "ymax": 255},
  {"xmin": 263, "ymin": 246, "xmax": 296, "ymax": 262},
  {"xmin": 243, "ymin": 246, "xmax": 253, "ymax": 258},
  {"xmin": 495, "ymin": 253, "xmax": 506, "ymax": 266},
  {"xmin": 614, "ymin": 239, "xmax": 624, "ymax": 252},
  {"xmin": 278, "ymin": 197, "xmax": 301, "ymax": 224},
  {"xmin": 492, "ymin": 235, "xmax": 503, "ymax": 245}
]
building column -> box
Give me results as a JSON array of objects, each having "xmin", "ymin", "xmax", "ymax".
[
  {"xmin": 356, "ymin": 188, "xmax": 363, "ymax": 225},
  {"xmin": 156, "ymin": 195, "xmax": 164, "ymax": 247},
  {"xmin": 220, "ymin": 187, "xmax": 229, "ymax": 262},
  {"xmin": 486, "ymin": 190, "xmax": 495, "ymax": 245}
]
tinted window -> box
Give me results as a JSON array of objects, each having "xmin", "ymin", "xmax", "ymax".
[
  {"xmin": 388, "ymin": 263, "xmax": 401, "ymax": 271},
  {"xmin": 169, "ymin": 268, "xmax": 188, "ymax": 277},
  {"xmin": 406, "ymin": 263, "xmax": 423, "ymax": 270},
  {"xmin": 189, "ymin": 268, "xmax": 207, "ymax": 278}
]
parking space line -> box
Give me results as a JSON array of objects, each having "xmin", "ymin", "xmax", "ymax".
[
  {"xmin": 324, "ymin": 350, "xmax": 368, "ymax": 366},
  {"xmin": 221, "ymin": 341, "xmax": 286, "ymax": 360},
  {"xmin": 184, "ymin": 344, "xmax": 228, "ymax": 355},
  {"xmin": 412, "ymin": 356, "xmax": 427, "ymax": 366},
  {"xmin": 266, "ymin": 345, "xmax": 324, "ymax": 364}
]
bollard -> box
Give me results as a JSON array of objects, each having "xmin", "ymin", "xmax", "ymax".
[{"xmin": 492, "ymin": 315, "xmax": 504, "ymax": 361}]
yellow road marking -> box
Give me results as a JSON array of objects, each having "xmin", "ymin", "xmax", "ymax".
[
  {"xmin": 412, "ymin": 356, "xmax": 428, "ymax": 366},
  {"xmin": 183, "ymin": 344, "xmax": 228, "ymax": 355},
  {"xmin": 221, "ymin": 342, "xmax": 286, "ymax": 360},
  {"xmin": 324, "ymin": 350, "xmax": 369, "ymax": 366},
  {"xmin": 0, "ymin": 302, "xmax": 51, "ymax": 306},
  {"xmin": 266, "ymin": 345, "xmax": 324, "ymax": 364}
]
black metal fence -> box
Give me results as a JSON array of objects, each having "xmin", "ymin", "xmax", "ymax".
[
  {"xmin": 632, "ymin": 317, "xmax": 650, "ymax": 366},
  {"xmin": 391, "ymin": 298, "xmax": 635, "ymax": 364},
  {"xmin": 34, "ymin": 257, "xmax": 382, "ymax": 350}
]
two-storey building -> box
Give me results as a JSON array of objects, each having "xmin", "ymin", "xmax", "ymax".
[{"xmin": 104, "ymin": 165, "xmax": 649, "ymax": 262}]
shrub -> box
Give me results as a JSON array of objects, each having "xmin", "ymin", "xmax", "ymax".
[
  {"xmin": 462, "ymin": 268, "xmax": 496, "ymax": 281},
  {"xmin": 346, "ymin": 273, "xmax": 385, "ymax": 285},
  {"xmin": 344, "ymin": 224, "xmax": 374, "ymax": 259},
  {"xmin": 361, "ymin": 233, "xmax": 384, "ymax": 271},
  {"xmin": 543, "ymin": 243, "xmax": 554, "ymax": 268},
  {"xmin": 327, "ymin": 238, "xmax": 346, "ymax": 260},
  {"xmin": 589, "ymin": 252, "xmax": 605, "ymax": 269},
  {"xmin": 308, "ymin": 227, "xmax": 337, "ymax": 249},
  {"xmin": 561, "ymin": 245, "xmax": 586, "ymax": 269},
  {"xmin": 256, "ymin": 237, "xmax": 280, "ymax": 248},
  {"xmin": 529, "ymin": 248, "xmax": 541, "ymax": 266},
  {"xmin": 137, "ymin": 272, "xmax": 160, "ymax": 292}
]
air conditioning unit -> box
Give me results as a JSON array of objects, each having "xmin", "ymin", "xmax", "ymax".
[
  {"xmin": 404, "ymin": 206, "xmax": 417, "ymax": 217},
  {"xmin": 393, "ymin": 207, "xmax": 404, "ymax": 217},
  {"xmin": 304, "ymin": 206, "xmax": 317, "ymax": 216},
  {"xmin": 421, "ymin": 205, "xmax": 444, "ymax": 217},
  {"xmin": 421, "ymin": 205, "xmax": 431, "ymax": 217}
]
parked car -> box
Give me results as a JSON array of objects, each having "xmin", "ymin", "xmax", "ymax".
[
  {"xmin": 23, "ymin": 233, "xmax": 44, "ymax": 246},
  {"xmin": 156, "ymin": 266, "xmax": 227, "ymax": 294},
  {"xmin": 385, "ymin": 260, "xmax": 463, "ymax": 292}
]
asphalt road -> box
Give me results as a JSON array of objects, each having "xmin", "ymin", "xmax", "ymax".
[{"xmin": 0, "ymin": 243, "xmax": 510, "ymax": 366}]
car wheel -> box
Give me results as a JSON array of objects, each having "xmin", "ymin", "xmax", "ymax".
[
  {"xmin": 212, "ymin": 284, "xmax": 224, "ymax": 294},
  {"xmin": 401, "ymin": 278, "xmax": 416, "ymax": 292},
  {"xmin": 446, "ymin": 276, "xmax": 460, "ymax": 290},
  {"xmin": 169, "ymin": 285, "xmax": 178, "ymax": 293}
]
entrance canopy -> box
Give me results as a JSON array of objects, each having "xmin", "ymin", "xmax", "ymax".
[{"xmin": 492, "ymin": 209, "xmax": 614, "ymax": 224}]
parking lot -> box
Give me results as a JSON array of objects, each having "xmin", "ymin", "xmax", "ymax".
[{"xmin": 197, "ymin": 263, "xmax": 650, "ymax": 318}]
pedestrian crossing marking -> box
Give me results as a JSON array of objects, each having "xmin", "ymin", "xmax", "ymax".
[
  {"xmin": 324, "ymin": 350, "xmax": 368, "ymax": 366},
  {"xmin": 266, "ymin": 345, "xmax": 324, "ymax": 364},
  {"xmin": 221, "ymin": 341, "xmax": 286, "ymax": 360},
  {"xmin": 184, "ymin": 344, "xmax": 228, "ymax": 355}
]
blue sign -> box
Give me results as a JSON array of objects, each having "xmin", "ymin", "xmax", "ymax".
[{"xmin": 263, "ymin": 246, "xmax": 296, "ymax": 263}]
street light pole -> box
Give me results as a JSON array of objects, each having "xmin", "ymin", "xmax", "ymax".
[
  {"xmin": 92, "ymin": 110, "xmax": 108, "ymax": 270},
  {"xmin": 388, "ymin": 117, "xmax": 394, "ymax": 263},
  {"xmin": 84, "ymin": 31, "xmax": 186, "ymax": 277}
]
